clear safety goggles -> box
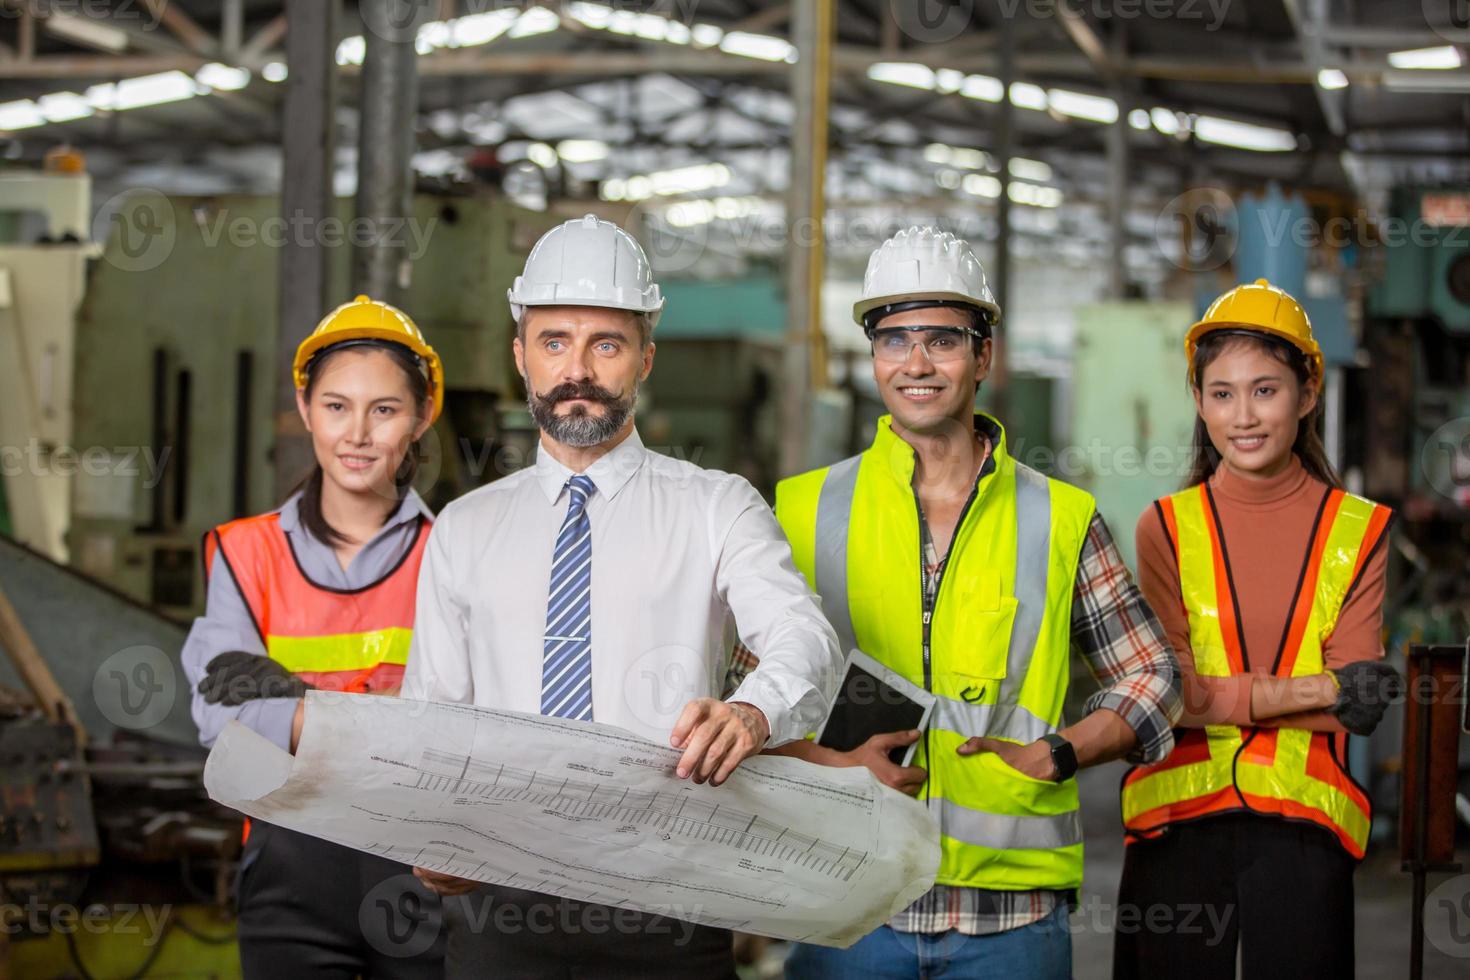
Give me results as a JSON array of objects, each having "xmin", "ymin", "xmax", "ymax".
[{"xmin": 869, "ymin": 325, "xmax": 986, "ymax": 364}]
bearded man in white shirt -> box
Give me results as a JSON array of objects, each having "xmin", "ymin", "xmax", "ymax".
[{"xmin": 401, "ymin": 214, "xmax": 843, "ymax": 978}]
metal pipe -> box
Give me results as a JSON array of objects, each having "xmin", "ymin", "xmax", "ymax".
[
  {"xmin": 352, "ymin": 12, "xmax": 420, "ymax": 304},
  {"xmin": 779, "ymin": 0, "xmax": 833, "ymax": 476},
  {"xmin": 274, "ymin": 0, "xmax": 339, "ymax": 501}
]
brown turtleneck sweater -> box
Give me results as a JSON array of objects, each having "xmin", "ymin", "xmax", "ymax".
[{"xmin": 1135, "ymin": 455, "xmax": 1388, "ymax": 734}]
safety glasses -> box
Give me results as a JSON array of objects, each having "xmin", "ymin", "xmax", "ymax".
[{"xmin": 869, "ymin": 325, "xmax": 985, "ymax": 363}]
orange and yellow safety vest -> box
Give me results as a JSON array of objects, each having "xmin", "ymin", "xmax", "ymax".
[
  {"xmin": 203, "ymin": 511, "xmax": 428, "ymax": 693},
  {"xmin": 1120, "ymin": 482, "xmax": 1391, "ymax": 859}
]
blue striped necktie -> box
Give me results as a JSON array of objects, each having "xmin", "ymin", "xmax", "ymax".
[{"xmin": 541, "ymin": 474, "xmax": 596, "ymax": 720}]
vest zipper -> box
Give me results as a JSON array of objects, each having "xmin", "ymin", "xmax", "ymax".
[{"xmin": 915, "ymin": 478, "xmax": 982, "ymax": 802}]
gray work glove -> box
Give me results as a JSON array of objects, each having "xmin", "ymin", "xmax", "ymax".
[
  {"xmin": 1328, "ymin": 660, "xmax": 1401, "ymax": 736},
  {"xmin": 199, "ymin": 651, "xmax": 313, "ymax": 706}
]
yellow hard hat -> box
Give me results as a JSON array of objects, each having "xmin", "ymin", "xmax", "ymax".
[
  {"xmin": 293, "ymin": 295, "xmax": 444, "ymax": 423},
  {"xmin": 1185, "ymin": 278, "xmax": 1322, "ymax": 381}
]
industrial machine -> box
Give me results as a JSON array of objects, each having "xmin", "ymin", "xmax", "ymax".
[
  {"xmin": 64, "ymin": 188, "xmax": 555, "ymax": 616},
  {"xmin": 0, "ymin": 534, "xmax": 242, "ymax": 978}
]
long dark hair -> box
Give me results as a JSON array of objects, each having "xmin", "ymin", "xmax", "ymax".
[
  {"xmin": 1184, "ymin": 330, "xmax": 1341, "ymax": 489},
  {"xmin": 296, "ymin": 340, "xmax": 432, "ymax": 547}
]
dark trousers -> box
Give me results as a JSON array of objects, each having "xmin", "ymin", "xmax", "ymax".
[
  {"xmin": 237, "ymin": 822, "xmax": 445, "ymax": 980},
  {"xmin": 1112, "ymin": 813, "xmax": 1355, "ymax": 980},
  {"xmin": 443, "ymin": 884, "xmax": 738, "ymax": 980}
]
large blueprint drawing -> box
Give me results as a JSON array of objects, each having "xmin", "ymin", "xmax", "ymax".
[{"xmin": 204, "ymin": 691, "xmax": 940, "ymax": 947}]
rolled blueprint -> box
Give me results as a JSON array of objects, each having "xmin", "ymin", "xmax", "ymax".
[{"xmin": 204, "ymin": 691, "xmax": 940, "ymax": 947}]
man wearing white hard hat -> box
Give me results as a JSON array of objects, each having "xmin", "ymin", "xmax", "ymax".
[
  {"xmin": 767, "ymin": 227, "xmax": 1181, "ymax": 977},
  {"xmin": 400, "ymin": 214, "xmax": 842, "ymax": 976}
]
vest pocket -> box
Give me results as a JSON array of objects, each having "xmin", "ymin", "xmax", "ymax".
[{"xmin": 940, "ymin": 594, "xmax": 1018, "ymax": 682}]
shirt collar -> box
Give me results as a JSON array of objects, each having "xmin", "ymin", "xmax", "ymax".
[
  {"xmin": 277, "ymin": 487, "xmax": 432, "ymax": 534},
  {"xmin": 534, "ymin": 426, "xmax": 648, "ymax": 504}
]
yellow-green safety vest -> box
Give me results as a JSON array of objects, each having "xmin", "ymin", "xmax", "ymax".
[{"xmin": 775, "ymin": 413, "xmax": 1096, "ymax": 891}]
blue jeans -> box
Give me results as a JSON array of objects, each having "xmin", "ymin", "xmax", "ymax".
[{"xmin": 784, "ymin": 904, "xmax": 1071, "ymax": 980}]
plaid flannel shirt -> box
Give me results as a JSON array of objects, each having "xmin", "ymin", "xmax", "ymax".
[{"xmin": 724, "ymin": 478, "xmax": 1181, "ymax": 936}]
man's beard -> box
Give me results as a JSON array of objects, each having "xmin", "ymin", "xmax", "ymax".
[{"xmin": 526, "ymin": 378, "xmax": 638, "ymax": 448}]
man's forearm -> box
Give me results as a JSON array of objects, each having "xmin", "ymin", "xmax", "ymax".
[{"xmin": 1061, "ymin": 707, "xmax": 1138, "ymax": 769}]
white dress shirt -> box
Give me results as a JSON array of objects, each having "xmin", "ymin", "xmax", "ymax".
[{"xmin": 402, "ymin": 427, "xmax": 841, "ymax": 746}]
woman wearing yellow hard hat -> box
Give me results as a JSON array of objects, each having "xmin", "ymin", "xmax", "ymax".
[
  {"xmin": 1113, "ymin": 280, "xmax": 1398, "ymax": 979},
  {"xmin": 181, "ymin": 295, "xmax": 446, "ymax": 977}
]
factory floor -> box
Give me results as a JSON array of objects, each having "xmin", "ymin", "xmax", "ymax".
[{"xmin": 747, "ymin": 763, "xmax": 1469, "ymax": 978}]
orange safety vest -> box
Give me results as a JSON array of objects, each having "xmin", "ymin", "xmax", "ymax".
[
  {"xmin": 202, "ymin": 510, "xmax": 429, "ymax": 693},
  {"xmin": 1120, "ymin": 482, "xmax": 1392, "ymax": 859}
]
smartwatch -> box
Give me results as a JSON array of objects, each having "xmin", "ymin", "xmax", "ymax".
[{"xmin": 1040, "ymin": 733, "xmax": 1078, "ymax": 782}]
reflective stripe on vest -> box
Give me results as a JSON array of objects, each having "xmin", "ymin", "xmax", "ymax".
[
  {"xmin": 1119, "ymin": 483, "xmax": 1391, "ymax": 859},
  {"xmin": 204, "ymin": 512, "xmax": 428, "ymax": 692},
  {"xmin": 776, "ymin": 413, "xmax": 1095, "ymax": 890}
]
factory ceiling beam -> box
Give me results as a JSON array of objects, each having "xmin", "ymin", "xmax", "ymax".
[{"xmin": 141, "ymin": 0, "xmax": 218, "ymax": 56}]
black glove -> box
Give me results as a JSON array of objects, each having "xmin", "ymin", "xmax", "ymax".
[
  {"xmin": 1328, "ymin": 661, "xmax": 1401, "ymax": 736},
  {"xmin": 199, "ymin": 651, "xmax": 313, "ymax": 706}
]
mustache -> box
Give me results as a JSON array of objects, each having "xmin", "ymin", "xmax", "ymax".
[{"xmin": 532, "ymin": 381, "xmax": 621, "ymax": 407}]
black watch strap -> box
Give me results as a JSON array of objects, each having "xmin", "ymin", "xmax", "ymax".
[{"xmin": 1041, "ymin": 733, "xmax": 1078, "ymax": 782}]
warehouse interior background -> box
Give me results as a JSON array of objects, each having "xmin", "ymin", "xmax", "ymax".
[{"xmin": 0, "ymin": 0, "xmax": 1468, "ymax": 976}]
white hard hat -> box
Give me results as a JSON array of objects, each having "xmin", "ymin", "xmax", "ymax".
[
  {"xmin": 508, "ymin": 213, "xmax": 665, "ymax": 328},
  {"xmin": 853, "ymin": 226, "xmax": 1000, "ymax": 331}
]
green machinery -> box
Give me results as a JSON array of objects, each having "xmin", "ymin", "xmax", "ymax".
[
  {"xmin": 1067, "ymin": 301, "xmax": 1198, "ymax": 570},
  {"xmin": 68, "ymin": 190, "xmax": 553, "ymax": 616}
]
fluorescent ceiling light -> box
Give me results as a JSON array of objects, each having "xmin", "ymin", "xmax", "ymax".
[
  {"xmin": 1150, "ymin": 107, "xmax": 1182, "ymax": 135},
  {"xmin": 451, "ymin": 11, "xmax": 517, "ymax": 47},
  {"xmin": 197, "ymin": 63, "xmax": 250, "ymax": 92},
  {"xmin": 603, "ymin": 163, "xmax": 731, "ymax": 201},
  {"xmin": 924, "ymin": 143, "xmax": 988, "ymax": 169},
  {"xmin": 1316, "ymin": 68, "xmax": 1348, "ymax": 90},
  {"xmin": 607, "ymin": 10, "xmax": 638, "ymax": 35},
  {"xmin": 0, "ymin": 100, "xmax": 46, "ymax": 130},
  {"xmin": 1010, "ymin": 158, "xmax": 1053, "ymax": 182},
  {"xmin": 665, "ymin": 196, "xmax": 763, "ymax": 228},
  {"xmin": 263, "ymin": 62, "xmax": 288, "ymax": 82},
  {"xmin": 525, "ymin": 142, "xmax": 558, "ymax": 168},
  {"xmin": 720, "ymin": 32, "xmax": 795, "ymax": 62},
  {"xmin": 962, "ymin": 74, "xmax": 1004, "ymax": 102},
  {"xmin": 91, "ymin": 71, "xmax": 197, "ymax": 110},
  {"xmin": 935, "ymin": 68, "xmax": 964, "ymax": 93},
  {"xmin": 556, "ymin": 139, "xmax": 608, "ymax": 163},
  {"xmin": 568, "ymin": 3, "xmax": 613, "ymax": 29},
  {"xmin": 1009, "ymin": 82, "xmax": 1048, "ymax": 111},
  {"xmin": 1128, "ymin": 108, "xmax": 1151, "ymax": 130},
  {"xmin": 44, "ymin": 12, "xmax": 128, "ymax": 53},
  {"xmin": 664, "ymin": 21, "xmax": 691, "ymax": 45},
  {"xmin": 509, "ymin": 7, "xmax": 559, "ymax": 38},
  {"xmin": 336, "ymin": 35, "xmax": 365, "ymax": 66},
  {"xmin": 691, "ymin": 24, "xmax": 724, "ymax": 48},
  {"xmin": 1387, "ymin": 46, "xmax": 1462, "ymax": 69},
  {"xmin": 1047, "ymin": 88, "xmax": 1118, "ymax": 123},
  {"xmin": 868, "ymin": 62, "xmax": 936, "ymax": 89},
  {"xmin": 1194, "ymin": 115, "xmax": 1295, "ymax": 152},
  {"xmin": 38, "ymin": 92, "xmax": 94, "ymax": 123},
  {"xmin": 962, "ymin": 174, "xmax": 1001, "ymax": 198},
  {"xmin": 1010, "ymin": 182, "xmax": 1063, "ymax": 208}
]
